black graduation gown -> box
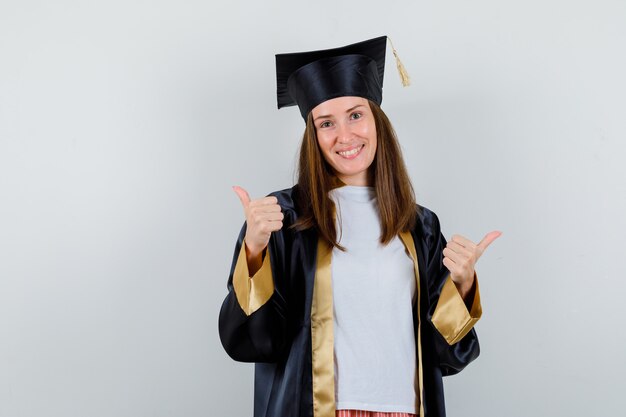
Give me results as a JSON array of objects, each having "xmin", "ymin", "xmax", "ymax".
[{"xmin": 219, "ymin": 185, "xmax": 481, "ymax": 417}]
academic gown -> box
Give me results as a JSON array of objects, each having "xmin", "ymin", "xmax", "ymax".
[{"xmin": 218, "ymin": 185, "xmax": 482, "ymax": 417}]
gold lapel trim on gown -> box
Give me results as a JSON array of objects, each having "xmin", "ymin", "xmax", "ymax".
[
  {"xmin": 311, "ymin": 238, "xmax": 335, "ymax": 417},
  {"xmin": 399, "ymin": 231, "xmax": 425, "ymax": 417}
]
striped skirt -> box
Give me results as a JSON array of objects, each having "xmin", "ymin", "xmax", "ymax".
[{"xmin": 336, "ymin": 410, "xmax": 416, "ymax": 417}]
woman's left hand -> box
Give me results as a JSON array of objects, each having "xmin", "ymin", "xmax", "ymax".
[{"xmin": 443, "ymin": 231, "xmax": 502, "ymax": 298}]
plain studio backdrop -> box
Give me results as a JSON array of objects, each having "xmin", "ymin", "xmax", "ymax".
[{"xmin": 1, "ymin": 0, "xmax": 624, "ymax": 416}]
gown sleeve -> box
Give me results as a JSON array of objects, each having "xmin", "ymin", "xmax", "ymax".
[
  {"xmin": 422, "ymin": 210, "xmax": 482, "ymax": 376},
  {"xmin": 218, "ymin": 222, "xmax": 289, "ymax": 363}
]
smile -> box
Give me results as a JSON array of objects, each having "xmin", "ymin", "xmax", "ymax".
[{"xmin": 337, "ymin": 145, "xmax": 364, "ymax": 158}]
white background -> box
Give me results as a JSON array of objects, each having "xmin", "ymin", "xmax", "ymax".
[{"xmin": 1, "ymin": 1, "xmax": 625, "ymax": 416}]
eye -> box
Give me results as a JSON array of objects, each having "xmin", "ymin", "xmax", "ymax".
[
  {"xmin": 350, "ymin": 112, "xmax": 362, "ymax": 120},
  {"xmin": 319, "ymin": 120, "xmax": 333, "ymax": 128}
]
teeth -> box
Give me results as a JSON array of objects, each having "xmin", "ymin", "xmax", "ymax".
[{"xmin": 338, "ymin": 145, "xmax": 362, "ymax": 157}]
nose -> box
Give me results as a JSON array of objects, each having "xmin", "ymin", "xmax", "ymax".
[{"xmin": 336, "ymin": 122, "xmax": 353, "ymax": 144}]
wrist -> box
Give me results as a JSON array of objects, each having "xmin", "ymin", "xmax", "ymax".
[
  {"xmin": 243, "ymin": 240, "xmax": 266, "ymax": 277},
  {"xmin": 452, "ymin": 274, "xmax": 474, "ymax": 299},
  {"xmin": 244, "ymin": 240, "xmax": 265, "ymax": 258}
]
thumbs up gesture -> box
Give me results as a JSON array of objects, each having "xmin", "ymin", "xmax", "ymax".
[
  {"xmin": 232, "ymin": 186, "xmax": 284, "ymax": 258},
  {"xmin": 443, "ymin": 231, "xmax": 502, "ymax": 297}
]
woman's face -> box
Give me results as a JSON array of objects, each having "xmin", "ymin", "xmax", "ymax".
[{"xmin": 311, "ymin": 96, "xmax": 377, "ymax": 186}]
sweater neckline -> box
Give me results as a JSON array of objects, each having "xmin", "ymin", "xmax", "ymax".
[{"xmin": 330, "ymin": 185, "xmax": 376, "ymax": 203}]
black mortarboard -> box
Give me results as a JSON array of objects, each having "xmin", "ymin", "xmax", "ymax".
[{"xmin": 276, "ymin": 36, "xmax": 408, "ymax": 120}]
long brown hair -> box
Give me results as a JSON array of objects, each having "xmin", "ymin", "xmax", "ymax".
[{"xmin": 293, "ymin": 100, "xmax": 417, "ymax": 250}]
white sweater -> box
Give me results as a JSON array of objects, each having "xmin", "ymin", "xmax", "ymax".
[{"xmin": 330, "ymin": 186, "xmax": 418, "ymax": 413}]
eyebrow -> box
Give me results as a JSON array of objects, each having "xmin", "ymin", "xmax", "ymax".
[{"xmin": 313, "ymin": 104, "xmax": 365, "ymax": 122}]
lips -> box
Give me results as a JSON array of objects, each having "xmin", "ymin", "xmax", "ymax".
[{"xmin": 337, "ymin": 144, "xmax": 364, "ymax": 158}]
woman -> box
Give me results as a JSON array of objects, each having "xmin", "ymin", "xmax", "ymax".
[{"xmin": 219, "ymin": 36, "xmax": 500, "ymax": 417}]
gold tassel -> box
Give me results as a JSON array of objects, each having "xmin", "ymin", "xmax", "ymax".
[{"xmin": 388, "ymin": 37, "xmax": 410, "ymax": 87}]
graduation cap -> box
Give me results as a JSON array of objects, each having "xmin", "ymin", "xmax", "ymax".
[{"xmin": 276, "ymin": 36, "xmax": 410, "ymax": 120}]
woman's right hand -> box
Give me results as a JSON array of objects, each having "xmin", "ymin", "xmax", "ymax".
[{"xmin": 232, "ymin": 186, "xmax": 284, "ymax": 262}]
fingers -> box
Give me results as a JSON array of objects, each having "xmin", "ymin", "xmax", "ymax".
[
  {"xmin": 477, "ymin": 231, "xmax": 502, "ymax": 252},
  {"xmin": 444, "ymin": 231, "xmax": 501, "ymax": 285},
  {"xmin": 450, "ymin": 234, "xmax": 475, "ymax": 248},
  {"xmin": 450, "ymin": 231, "xmax": 502, "ymax": 260},
  {"xmin": 232, "ymin": 185, "xmax": 284, "ymax": 254},
  {"xmin": 232, "ymin": 186, "xmax": 251, "ymax": 209},
  {"xmin": 249, "ymin": 196, "xmax": 280, "ymax": 210},
  {"xmin": 233, "ymin": 186, "xmax": 279, "ymax": 211},
  {"xmin": 264, "ymin": 220, "xmax": 284, "ymax": 232},
  {"xmin": 443, "ymin": 243, "xmax": 474, "ymax": 280},
  {"xmin": 443, "ymin": 241, "xmax": 472, "ymax": 264},
  {"xmin": 247, "ymin": 196, "xmax": 282, "ymax": 222},
  {"xmin": 248, "ymin": 210, "xmax": 284, "ymax": 224},
  {"xmin": 442, "ymin": 256, "xmax": 456, "ymax": 273}
]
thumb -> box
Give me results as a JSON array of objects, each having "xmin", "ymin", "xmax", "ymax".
[
  {"xmin": 477, "ymin": 230, "xmax": 502, "ymax": 255},
  {"xmin": 232, "ymin": 185, "xmax": 251, "ymax": 209}
]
